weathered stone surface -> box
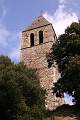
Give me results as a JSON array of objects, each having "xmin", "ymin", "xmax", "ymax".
[{"xmin": 20, "ymin": 16, "xmax": 64, "ymax": 110}]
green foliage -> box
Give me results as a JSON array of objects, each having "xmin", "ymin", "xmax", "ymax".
[
  {"xmin": 48, "ymin": 21, "xmax": 80, "ymax": 105},
  {"xmin": 0, "ymin": 55, "xmax": 45, "ymax": 120}
]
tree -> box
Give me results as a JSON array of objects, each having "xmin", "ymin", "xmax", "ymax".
[
  {"xmin": 47, "ymin": 21, "xmax": 80, "ymax": 106},
  {"xmin": 0, "ymin": 56, "xmax": 45, "ymax": 120}
]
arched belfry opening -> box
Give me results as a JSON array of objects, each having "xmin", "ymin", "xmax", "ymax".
[
  {"xmin": 30, "ymin": 33, "xmax": 34, "ymax": 47},
  {"xmin": 21, "ymin": 16, "xmax": 64, "ymax": 110},
  {"xmin": 39, "ymin": 31, "xmax": 43, "ymax": 44}
]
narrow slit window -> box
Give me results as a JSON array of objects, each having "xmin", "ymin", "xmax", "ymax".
[
  {"xmin": 39, "ymin": 31, "xmax": 43, "ymax": 44},
  {"xmin": 30, "ymin": 33, "xmax": 34, "ymax": 47}
]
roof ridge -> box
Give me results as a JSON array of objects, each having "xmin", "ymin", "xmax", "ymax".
[{"xmin": 24, "ymin": 16, "xmax": 51, "ymax": 31}]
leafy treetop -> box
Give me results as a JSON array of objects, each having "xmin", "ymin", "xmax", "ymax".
[{"xmin": 48, "ymin": 21, "xmax": 80, "ymax": 106}]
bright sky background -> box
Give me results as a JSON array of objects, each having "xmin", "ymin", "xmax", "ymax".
[
  {"xmin": 0, "ymin": 0, "xmax": 79, "ymax": 105},
  {"xmin": 0, "ymin": 0, "xmax": 80, "ymax": 62}
]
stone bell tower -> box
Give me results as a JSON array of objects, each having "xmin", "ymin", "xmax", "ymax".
[{"xmin": 20, "ymin": 16, "xmax": 64, "ymax": 110}]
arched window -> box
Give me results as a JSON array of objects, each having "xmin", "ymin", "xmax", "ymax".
[
  {"xmin": 39, "ymin": 31, "xmax": 43, "ymax": 44},
  {"xmin": 30, "ymin": 33, "xmax": 34, "ymax": 47}
]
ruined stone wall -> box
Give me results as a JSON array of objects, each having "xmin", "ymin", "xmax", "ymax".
[{"xmin": 21, "ymin": 24, "xmax": 64, "ymax": 110}]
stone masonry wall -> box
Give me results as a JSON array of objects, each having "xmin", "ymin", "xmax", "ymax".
[
  {"xmin": 21, "ymin": 24, "xmax": 64, "ymax": 110},
  {"xmin": 21, "ymin": 25, "xmax": 56, "ymax": 48}
]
